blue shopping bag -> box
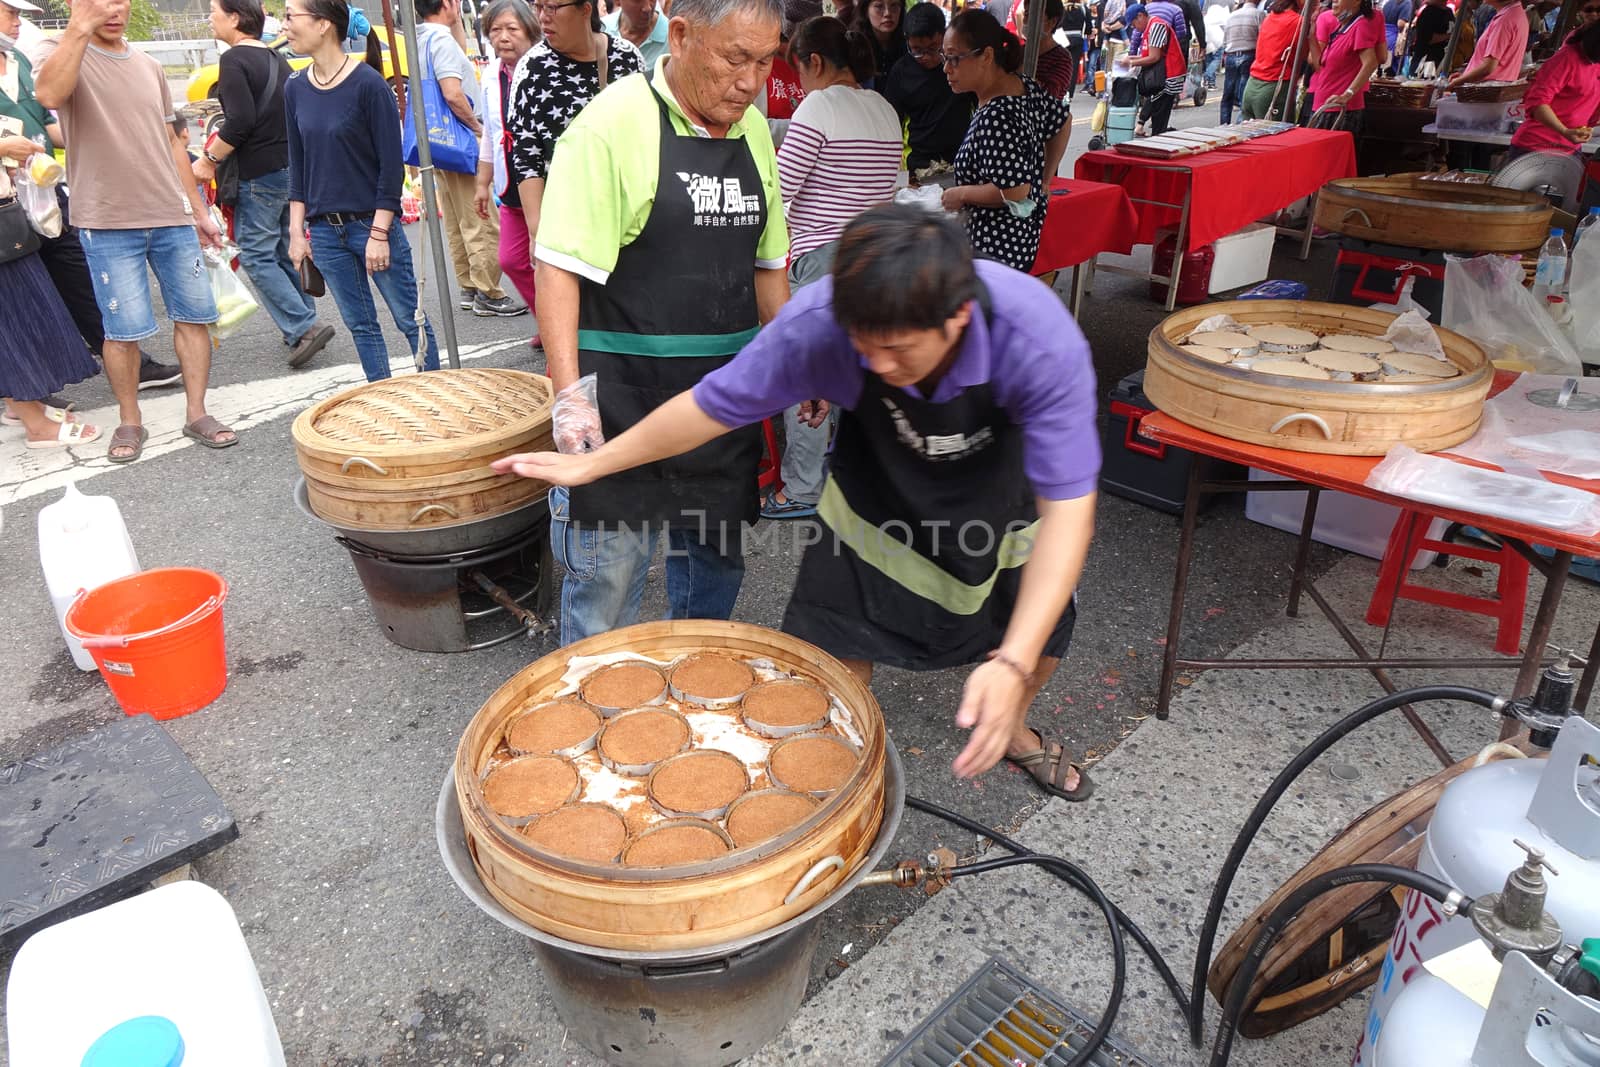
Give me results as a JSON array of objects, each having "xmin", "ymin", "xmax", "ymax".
[{"xmin": 401, "ymin": 37, "xmax": 479, "ymax": 175}]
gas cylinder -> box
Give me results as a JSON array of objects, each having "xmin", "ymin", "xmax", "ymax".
[
  {"xmin": 37, "ymin": 483, "xmax": 140, "ymax": 671},
  {"xmin": 1373, "ymin": 947, "xmax": 1600, "ymax": 1067},
  {"xmin": 1354, "ymin": 715, "xmax": 1600, "ymax": 1066}
]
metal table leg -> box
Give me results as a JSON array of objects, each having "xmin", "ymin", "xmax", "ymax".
[
  {"xmin": 1164, "ymin": 183, "xmax": 1194, "ymax": 312},
  {"xmin": 1071, "ymin": 258, "xmax": 1092, "ymax": 319},
  {"xmin": 1156, "ymin": 463, "xmax": 1205, "ymax": 719},
  {"xmin": 1300, "ymin": 190, "xmax": 1318, "ymax": 261},
  {"xmin": 1286, "ymin": 488, "xmax": 1321, "ymax": 619}
]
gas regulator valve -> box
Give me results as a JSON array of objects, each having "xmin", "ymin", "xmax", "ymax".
[
  {"xmin": 1501, "ymin": 653, "xmax": 1581, "ymax": 749},
  {"xmin": 1469, "ymin": 840, "xmax": 1566, "ymax": 966}
]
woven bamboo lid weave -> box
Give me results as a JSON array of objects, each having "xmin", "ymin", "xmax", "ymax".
[{"xmin": 294, "ymin": 369, "xmax": 554, "ymax": 462}]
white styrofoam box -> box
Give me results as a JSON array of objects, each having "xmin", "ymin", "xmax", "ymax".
[
  {"xmin": 7, "ymin": 881, "xmax": 285, "ymax": 1067},
  {"xmin": 1245, "ymin": 468, "xmax": 1446, "ymax": 569},
  {"xmin": 1435, "ymin": 97, "xmax": 1518, "ymax": 133},
  {"xmin": 1208, "ymin": 222, "xmax": 1276, "ymax": 294}
]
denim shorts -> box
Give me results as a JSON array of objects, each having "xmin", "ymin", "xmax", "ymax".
[{"xmin": 80, "ymin": 224, "xmax": 219, "ymax": 342}]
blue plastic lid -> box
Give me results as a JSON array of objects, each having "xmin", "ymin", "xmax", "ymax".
[
  {"xmin": 1553, "ymin": 228, "xmax": 1566, "ymax": 237},
  {"xmin": 81, "ymin": 1016, "xmax": 184, "ymax": 1067},
  {"xmin": 1590, "ymin": 207, "xmax": 1600, "ymax": 215}
]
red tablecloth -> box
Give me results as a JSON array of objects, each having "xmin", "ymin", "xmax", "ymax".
[
  {"xmin": 1031, "ymin": 177, "xmax": 1138, "ymax": 275},
  {"xmin": 1073, "ymin": 128, "xmax": 1358, "ymax": 251}
]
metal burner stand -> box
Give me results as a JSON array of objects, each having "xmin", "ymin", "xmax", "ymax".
[
  {"xmin": 338, "ymin": 524, "xmax": 553, "ymax": 653},
  {"xmin": 436, "ymin": 745, "xmax": 906, "ymax": 1067}
]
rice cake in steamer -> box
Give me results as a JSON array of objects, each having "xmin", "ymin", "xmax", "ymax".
[
  {"xmin": 598, "ymin": 706, "xmax": 691, "ymax": 775},
  {"xmin": 483, "ymin": 755, "xmax": 581, "ymax": 819},
  {"xmin": 1304, "ymin": 349, "xmax": 1383, "ymax": 380},
  {"xmin": 523, "ymin": 803, "xmax": 627, "ymax": 863},
  {"xmin": 725, "ymin": 790, "xmax": 821, "ymax": 849},
  {"xmin": 741, "ymin": 679, "xmax": 832, "ymax": 737},
  {"xmin": 1319, "ymin": 334, "xmax": 1395, "ymax": 355},
  {"xmin": 1248, "ymin": 325, "xmax": 1320, "ymax": 353},
  {"xmin": 648, "ymin": 750, "xmax": 749, "ymax": 818},
  {"xmin": 1186, "ymin": 330, "xmax": 1259, "ymax": 355},
  {"xmin": 668, "ymin": 653, "xmax": 756, "ymax": 707},
  {"xmin": 1252, "ymin": 359, "xmax": 1333, "ymax": 380},
  {"xmin": 1180, "ymin": 344, "xmax": 1235, "ymax": 364},
  {"xmin": 1381, "ymin": 351, "xmax": 1459, "ymax": 378},
  {"xmin": 623, "ymin": 820, "xmax": 734, "ymax": 867},
  {"xmin": 580, "ymin": 662, "xmax": 667, "ymax": 711},
  {"xmin": 768, "ymin": 733, "xmax": 860, "ymax": 796},
  {"xmin": 505, "ymin": 699, "xmax": 601, "ymax": 757}
]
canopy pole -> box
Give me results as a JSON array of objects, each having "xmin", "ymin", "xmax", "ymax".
[{"xmin": 399, "ymin": 0, "xmax": 464, "ymax": 370}]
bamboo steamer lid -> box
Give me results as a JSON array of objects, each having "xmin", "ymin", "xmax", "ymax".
[{"xmin": 292, "ymin": 369, "xmax": 555, "ymax": 527}]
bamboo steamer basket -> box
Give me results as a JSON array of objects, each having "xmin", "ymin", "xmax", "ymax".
[
  {"xmin": 1145, "ymin": 301, "xmax": 1491, "ymax": 455},
  {"xmin": 455, "ymin": 620, "xmax": 889, "ymax": 952},
  {"xmin": 1314, "ymin": 174, "xmax": 1552, "ymax": 253},
  {"xmin": 292, "ymin": 369, "xmax": 554, "ymax": 530}
]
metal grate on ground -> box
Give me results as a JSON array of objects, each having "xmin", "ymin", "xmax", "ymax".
[{"xmin": 878, "ymin": 956, "xmax": 1169, "ymax": 1067}]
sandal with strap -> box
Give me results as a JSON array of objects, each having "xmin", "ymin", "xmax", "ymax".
[
  {"xmin": 25, "ymin": 418, "xmax": 101, "ymax": 450},
  {"xmin": 183, "ymin": 414, "xmax": 239, "ymax": 449},
  {"xmin": 1007, "ymin": 735, "xmax": 1096, "ymax": 802},
  {"xmin": 760, "ymin": 491, "xmax": 818, "ymax": 520},
  {"xmin": 4, "ymin": 402, "xmax": 75, "ymax": 428},
  {"xmin": 107, "ymin": 424, "xmax": 147, "ymax": 463}
]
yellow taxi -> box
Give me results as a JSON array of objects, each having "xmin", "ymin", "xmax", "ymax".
[{"xmin": 184, "ymin": 35, "xmax": 410, "ymax": 102}]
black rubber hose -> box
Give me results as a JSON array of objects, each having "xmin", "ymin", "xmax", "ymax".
[
  {"xmin": 949, "ymin": 852, "xmax": 1126, "ymax": 1067},
  {"xmin": 1210, "ymin": 864, "xmax": 1465, "ymax": 1067},
  {"xmin": 907, "ymin": 794, "xmax": 1193, "ymax": 1018},
  {"xmin": 1187, "ymin": 684, "xmax": 1501, "ymax": 1046}
]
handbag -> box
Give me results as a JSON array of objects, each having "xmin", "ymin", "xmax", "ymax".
[
  {"xmin": 298, "ymin": 254, "xmax": 326, "ymax": 297},
  {"xmin": 0, "ymin": 195, "xmax": 42, "ymax": 265},
  {"xmin": 401, "ymin": 33, "xmax": 480, "ymax": 174},
  {"xmin": 213, "ymin": 50, "xmax": 281, "ymax": 207},
  {"xmin": 1138, "ymin": 56, "xmax": 1167, "ymax": 95}
]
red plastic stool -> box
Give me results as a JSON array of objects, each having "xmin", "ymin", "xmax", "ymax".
[
  {"xmin": 1365, "ymin": 511, "xmax": 1531, "ymax": 655},
  {"xmin": 756, "ymin": 417, "xmax": 783, "ymax": 495}
]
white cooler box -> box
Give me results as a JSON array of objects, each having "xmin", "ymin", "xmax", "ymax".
[
  {"xmin": 1245, "ymin": 469, "xmax": 1445, "ymax": 569},
  {"xmin": 1208, "ymin": 222, "xmax": 1275, "ymax": 294}
]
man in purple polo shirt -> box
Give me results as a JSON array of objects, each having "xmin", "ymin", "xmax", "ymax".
[{"xmin": 497, "ymin": 205, "xmax": 1101, "ymax": 798}]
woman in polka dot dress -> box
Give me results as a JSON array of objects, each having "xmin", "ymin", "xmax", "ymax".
[{"xmin": 939, "ymin": 9, "xmax": 1072, "ymax": 271}]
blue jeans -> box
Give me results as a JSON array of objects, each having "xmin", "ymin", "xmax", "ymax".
[
  {"xmin": 548, "ymin": 486, "xmax": 746, "ymax": 644},
  {"xmin": 308, "ymin": 215, "xmax": 438, "ymax": 381},
  {"xmin": 79, "ymin": 225, "xmax": 218, "ymax": 342},
  {"xmin": 234, "ymin": 170, "xmax": 316, "ymax": 345},
  {"xmin": 1221, "ymin": 51, "xmax": 1254, "ymax": 124},
  {"xmin": 1085, "ymin": 41, "xmax": 1103, "ymax": 89},
  {"xmin": 1203, "ymin": 49, "xmax": 1222, "ymax": 85}
]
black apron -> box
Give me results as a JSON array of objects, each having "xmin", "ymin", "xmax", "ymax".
[
  {"xmin": 781, "ymin": 309, "xmax": 1077, "ymax": 670},
  {"xmin": 567, "ymin": 76, "xmax": 766, "ymax": 543}
]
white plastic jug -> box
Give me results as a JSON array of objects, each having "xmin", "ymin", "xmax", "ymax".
[
  {"xmin": 6, "ymin": 880, "xmax": 286, "ymax": 1067},
  {"xmin": 38, "ymin": 484, "xmax": 140, "ymax": 670}
]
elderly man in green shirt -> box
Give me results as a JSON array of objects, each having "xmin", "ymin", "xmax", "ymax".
[{"xmin": 534, "ymin": 0, "xmax": 790, "ymax": 645}]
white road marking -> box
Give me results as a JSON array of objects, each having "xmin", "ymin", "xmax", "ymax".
[{"xmin": 0, "ymin": 338, "xmax": 533, "ymax": 508}]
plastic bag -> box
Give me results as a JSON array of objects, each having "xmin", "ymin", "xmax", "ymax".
[
  {"xmin": 1366, "ymin": 445, "xmax": 1600, "ymax": 535},
  {"xmin": 206, "ymin": 247, "xmax": 259, "ymax": 340},
  {"xmin": 553, "ymin": 374, "xmax": 605, "ymax": 454},
  {"xmin": 1441, "ymin": 253, "xmax": 1581, "ymax": 374},
  {"xmin": 1371, "ymin": 276, "xmax": 1429, "ymax": 320},
  {"xmin": 14, "ymin": 171, "xmax": 61, "ymax": 238},
  {"xmin": 1446, "ymin": 372, "xmax": 1600, "ymax": 479},
  {"xmin": 1091, "ymin": 98, "xmax": 1108, "ymax": 133},
  {"xmin": 892, "ymin": 185, "xmax": 944, "ymax": 213},
  {"xmin": 1566, "ymin": 230, "xmax": 1600, "ymax": 365},
  {"xmin": 1192, "ymin": 313, "xmax": 1244, "ymax": 334},
  {"xmin": 1380, "ymin": 308, "xmax": 1447, "ymax": 361}
]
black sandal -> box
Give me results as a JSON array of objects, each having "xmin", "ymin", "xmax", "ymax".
[{"xmin": 1007, "ymin": 737, "xmax": 1096, "ymax": 802}]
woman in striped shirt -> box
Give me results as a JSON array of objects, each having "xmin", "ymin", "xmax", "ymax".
[{"xmin": 763, "ymin": 14, "xmax": 905, "ymax": 520}]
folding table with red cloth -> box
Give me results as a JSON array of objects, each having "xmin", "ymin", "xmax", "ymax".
[
  {"xmin": 1030, "ymin": 177, "xmax": 1139, "ymax": 317},
  {"xmin": 1073, "ymin": 128, "xmax": 1359, "ymax": 310},
  {"xmin": 1136, "ymin": 370, "xmax": 1600, "ymax": 767}
]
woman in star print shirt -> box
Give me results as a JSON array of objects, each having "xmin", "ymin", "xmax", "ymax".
[
  {"xmin": 940, "ymin": 9, "xmax": 1071, "ymax": 271},
  {"xmin": 506, "ymin": 0, "xmax": 643, "ymax": 252}
]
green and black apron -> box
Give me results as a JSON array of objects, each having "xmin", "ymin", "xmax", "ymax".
[
  {"xmin": 567, "ymin": 77, "xmax": 766, "ymax": 547},
  {"xmin": 781, "ymin": 310, "xmax": 1077, "ymax": 670}
]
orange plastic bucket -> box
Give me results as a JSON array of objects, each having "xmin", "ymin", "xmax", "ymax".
[{"xmin": 64, "ymin": 568, "xmax": 230, "ymax": 720}]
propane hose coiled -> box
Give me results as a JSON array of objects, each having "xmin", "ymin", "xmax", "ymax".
[
  {"xmin": 1187, "ymin": 684, "xmax": 1502, "ymax": 1046},
  {"xmin": 1209, "ymin": 864, "xmax": 1467, "ymax": 1067}
]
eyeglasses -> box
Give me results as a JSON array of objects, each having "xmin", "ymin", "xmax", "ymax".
[
  {"xmin": 281, "ymin": 9, "xmax": 315, "ymax": 21},
  {"xmin": 533, "ymin": 1, "xmax": 584, "ymax": 13},
  {"xmin": 908, "ymin": 45, "xmax": 941, "ymax": 56},
  {"xmin": 941, "ymin": 47, "xmax": 983, "ymax": 65}
]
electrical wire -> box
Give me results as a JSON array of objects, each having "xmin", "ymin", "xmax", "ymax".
[
  {"xmin": 1209, "ymin": 864, "xmax": 1465, "ymax": 1067},
  {"xmin": 906, "ymin": 794, "xmax": 1192, "ymax": 1018},
  {"xmin": 1186, "ymin": 684, "xmax": 1501, "ymax": 1046},
  {"xmin": 947, "ymin": 852, "xmax": 1126, "ymax": 1067}
]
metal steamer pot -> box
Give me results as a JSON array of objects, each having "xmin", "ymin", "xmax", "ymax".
[
  {"xmin": 293, "ymin": 476, "xmax": 549, "ymax": 558},
  {"xmin": 435, "ymin": 744, "xmax": 907, "ymax": 1067}
]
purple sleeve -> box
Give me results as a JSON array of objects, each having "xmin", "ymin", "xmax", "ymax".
[
  {"xmin": 983, "ymin": 268, "xmax": 1101, "ymax": 500},
  {"xmin": 693, "ymin": 282, "xmax": 864, "ymax": 426}
]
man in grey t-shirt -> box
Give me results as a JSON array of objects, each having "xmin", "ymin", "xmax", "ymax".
[
  {"xmin": 415, "ymin": 0, "xmax": 524, "ymax": 316},
  {"xmin": 1219, "ymin": 0, "xmax": 1260, "ymax": 123}
]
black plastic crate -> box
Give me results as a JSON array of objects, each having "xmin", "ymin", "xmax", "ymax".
[
  {"xmin": 1331, "ymin": 236, "xmax": 1446, "ymax": 321},
  {"xmin": 1100, "ymin": 370, "xmax": 1239, "ymax": 514}
]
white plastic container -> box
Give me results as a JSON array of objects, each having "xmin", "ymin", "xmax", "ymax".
[
  {"xmin": 1244, "ymin": 469, "xmax": 1444, "ymax": 569},
  {"xmin": 6, "ymin": 880, "xmax": 286, "ymax": 1067},
  {"xmin": 1434, "ymin": 97, "xmax": 1517, "ymax": 132},
  {"xmin": 1207, "ymin": 222, "xmax": 1275, "ymax": 294},
  {"xmin": 37, "ymin": 483, "xmax": 140, "ymax": 670},
  {"xmin": 1354, "ymin": 717, "xmax": 1600, "ymax": 1067}
]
